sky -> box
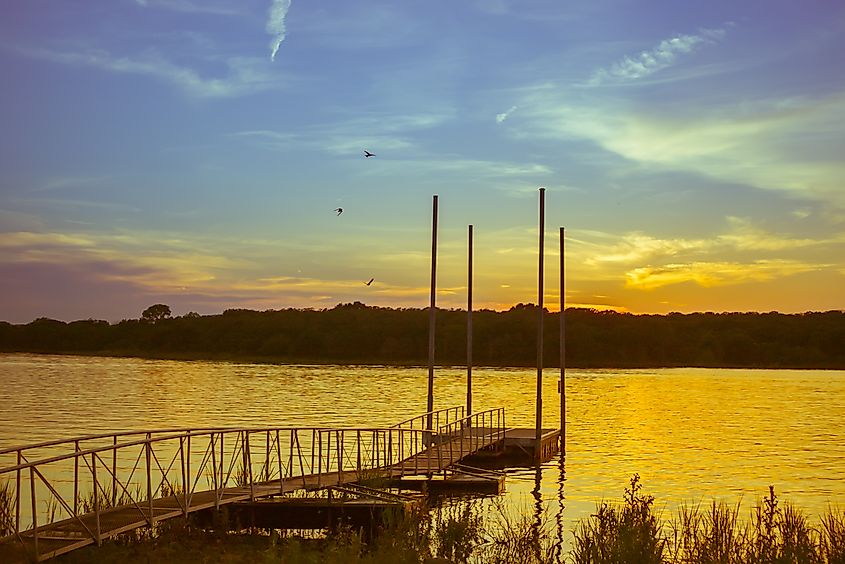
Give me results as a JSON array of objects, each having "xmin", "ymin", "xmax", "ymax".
[{"xmin": 1, "ymin": 0, "xmax": 844, "ymax": 323}]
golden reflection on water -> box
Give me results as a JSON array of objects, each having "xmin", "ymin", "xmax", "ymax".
[{"xmin": 1, "ymin": 354, "xmax": 844, "ymax": 538}]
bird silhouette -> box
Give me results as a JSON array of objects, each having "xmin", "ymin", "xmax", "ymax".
[
  {"xmin": 334, "ymin": 208, "xmax": 343, "ymax": 215},
  {"xmin": 365, "ymin": 278, "xmax": 374, "ymax": 286},
  {"xmin": 363, "ymin": 150, "xmax": 375, "ymax": 158}
]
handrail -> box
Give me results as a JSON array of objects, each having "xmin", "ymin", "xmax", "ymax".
[
  {"xmin": 0, "ymin": 407, "xmax": 507, "ymax": 562},
  {"xmin": 389, "ymin": 405, "xmax": 464, "ymax": 430}
]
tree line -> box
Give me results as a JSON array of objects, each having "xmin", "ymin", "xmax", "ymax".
[{"xmin": 1, "ymin": 303, "xmax": 843, "ymax": 369}]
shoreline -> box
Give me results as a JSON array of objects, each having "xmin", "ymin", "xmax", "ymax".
[{"xmin": 2, "ymin": 349, "xmax": 843, "ymax": 371}]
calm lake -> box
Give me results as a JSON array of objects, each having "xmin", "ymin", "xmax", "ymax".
[{"xmin": 1, "ymin": 353, "xmax": 844, "ymax": 547}]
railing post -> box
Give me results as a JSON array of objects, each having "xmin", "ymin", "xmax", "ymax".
[
  {"xmin": 373, "ymin": 431, "xmax": 379, "ymax": 469},
  {"xmin": 112, "ymin": 435, "xmax": 117, "ymax": 507},
  {"xmin": 244, "ymin": 431, "xmax": 255, "ymax": 501},
  {"xmin": 277, "ymin": 430, "xmax": 284, "ymax": 494},
  {"xmin": 337, "ymin": 430, "xmax": 343, "ymax": 485},
  {"xmin": 73, "ymin": 442, "xmax": 79, "ymax": 517},
  {"xmin": 317, "ymin": 430, "xmax": 323, "ymax": 488},
  {"xmin": 146, "ymin": 433, "xmax": 154, "ymax": 526},
  {"xmin": 388, "ymin": 430, "xmax": 393, "ymax": 478},
  {"xmin": 356, "ymin": 430, "xmax": 362, "ymax": 475},
  {"xmin": 180, "ymin": 436, "xmax": 187, "ymax": 519},
  {"xmin": 311, "ymin": 429, "xmax": 316, "ymax": 476},
  {"xmin": 265, "ymin": 431, "xmax": 271, "ymax": 482},
  {"xmin": 449, "ymin": 423, "xmax": 454, "ymax": 466},
  {"xmin": 211, "ymin": 433, "xmax": 219, "ymax": 511},
  {"xmin": 92, "ymin": 453, "xmax": 101, "ymax": 546},
  {"xmin": 219, "ymin": 432, "xmax": 225, "ymax": 492},
  {"xmin": 326, "ymin": 430, "xmax": 331, "ymax": 475},
  {"xmin": 288, "ymin": 431, "xmax": 295, "ymax": 486},
  {"xmin": 186, "ymin": 433, "xmax": 193, "ymax": 509},
  {"xmin": 30, "ymin": 466, "xmax": 39, "ymax": 559},
  {"xmin": 16, "ymin": 450, "xmax": 21, "ymax": 534}
]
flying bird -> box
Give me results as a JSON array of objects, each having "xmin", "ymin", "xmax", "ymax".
[
  {"xmin": 334, "ymin": 208, "xmax": 343, "ymax": 215},
  {"xmin": 363, "ymin": 150, "xmax": 375, "ymax": 158},
  {"xmin": 365, "ymin": 278, "xmax": 374, "ymax": 286}
]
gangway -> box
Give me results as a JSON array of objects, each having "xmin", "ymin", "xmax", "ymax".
[{"xmin": 0, "ymin": 407, "xmax": 504, "ymax": 562}]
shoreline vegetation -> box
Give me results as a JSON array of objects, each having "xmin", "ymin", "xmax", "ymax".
[
  {"xmin": 1, "ymin": 303, "xmax": 844, "ymax": 369},
  {"xmin": 44, "ymin": 476, "xmax": 845, "ymax": 564}
]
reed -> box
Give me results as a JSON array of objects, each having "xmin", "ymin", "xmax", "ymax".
[
  {"xmin": 48, "ymin": 478, "xmax": 845, "ymax": 564},
  {"xmin": 572, "ymin": 473, "xmax": 667, "ymax": 564},
  {"xmin": 0, "ymin": 479, "xmax": 13, "ymax": 538},
  {"xmin": 819, "ymin": 509, "xmax": 845, "ymax": 564}
]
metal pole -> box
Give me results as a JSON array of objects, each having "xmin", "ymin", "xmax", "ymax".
[
  {"xmin": 467, "ymin": 224, "xmax": 473, "ymax": 418},
  {"xmin": 277, "ymin": 430, "xmax": 284, "ymax": 494},
  {"xmin": 92, "ymin": 453, "xmax": 100, "ymax": 545},
  {"xmin": 112, "ymin": 435, "xmax": 117, "ymax": 508},
  {"xmin": 427, "ymin": 194, "xmax": 439, "ymax": 432},
  {"xmin": 560, "ymin": 227, "xmax": 566, "ymax": 453},
  {"xmin": 211, "ymin": 433, "xmax": 219, "ymax": 511},
  {"xmin": 30, "ymin": 466, "xmax": 38, "ymax": 558},
  {"xmin": 16, "ymin": 450, "xmax": 21, "ymax": 532},
  {"xmin": 180, "ymin": 436, "xmax": 187, "ymax": 518},
  {"xmin": 146, "ymin": 433, "xmax": 153, "ymax": 526},
  {"xmin": 536, "ymin": 187, "xmax": 546, "ymax": 458},
  {"xmin": 72, "ymin": 442, "xmax": 78, "ymax": 517},
  {"xmin": 187, "ymin": 434, "xmax": 192, "ymax": 508}
]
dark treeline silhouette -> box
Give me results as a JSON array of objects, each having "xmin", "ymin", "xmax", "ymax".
[{"xmin": 1, "ymin": 303, "xmax": 843, "ymax": 369}]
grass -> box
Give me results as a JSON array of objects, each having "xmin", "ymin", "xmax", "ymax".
[
  {"xmin": 0, "ymin": 479, "xmax": 13, "ymax": 538},
  {"xmin": 573, "ymin": 476, "xmax": 845, "ymax": 564},
  {"xmin": 1, "ymin": 475, "xmax": 842, "ymax": 563}
]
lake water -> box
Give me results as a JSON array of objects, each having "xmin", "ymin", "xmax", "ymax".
[{"xmin": 1, "ymin": 353, "xmax": 844, "ymax": 549}]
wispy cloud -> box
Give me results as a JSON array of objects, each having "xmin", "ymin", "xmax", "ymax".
[
  {"xmin": 496, "ymin": 105, "xmax": 518, "ymax": 123},
  {"xmin": 133, "ymin": 0, "xmax": 240, "ymax": 16},
  {"xmin": 267, "ymin": 0, "xmax": 292, "ymax": 62},
  {"xmin": 515, "ymin": 83, "xmax": 845, "ymax": 207},
  {"xmin": 590, "ymin": 26, "xmax": 729, "ymax": 84},
  {"xmin": 19, "ymin": 47, "xmax": 285, "ymax": 98},
  {"xmin": 32, "ymin": 175, "xmax": 112, "ymax": 193},
  {"xmin": 232, "ymin": 110, "xmax": 451, "ymax": 155}
]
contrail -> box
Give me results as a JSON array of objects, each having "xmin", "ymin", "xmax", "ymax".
[{"xmin": 267, "ymin": 0, "xmax": 292, "ymax": 62}]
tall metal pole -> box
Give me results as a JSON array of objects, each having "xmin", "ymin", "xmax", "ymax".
[
  {"xmin": 560, "ymin": 227, "xmax": 566, "ymax": 452},
  {"xmin": 536, "ymin": 188, "xmax": 546, "ymax": 456},
  {"xmin": 427, "ymin": 195, "xmax": 439, "ymax": 432},
  {"xmin": 467, "ymin": 224, "xmax": 474, "ymax": 417}
]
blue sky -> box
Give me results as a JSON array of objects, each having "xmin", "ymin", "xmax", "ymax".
[{"xmin": 1, "ymin": 0, "xmax": 844, "ymax": 323}]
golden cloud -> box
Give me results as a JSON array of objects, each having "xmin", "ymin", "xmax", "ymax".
[{"xmin": 625, "ymin": 260, "xmax": 827, "ymax": 290}]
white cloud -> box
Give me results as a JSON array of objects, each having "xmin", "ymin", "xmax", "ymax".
[
  {"xmin": 495, "ymin": 105, "xmax": 518, "ymax": 123},
  {"xmin": 591, "ymin": 26, "xmax": 728, "ymax": 84},
  {"xmin": 267, "ymin": 0, "xmax": 292, "ymax": 62},
  {"xmin": 19, "ymin": 47, "xmax": 284, "ymax": 98},
  {"xmin": 232, "ymin": 110, "xmax": 452, "ymax": 155},
  {"xmin": 515, "ymin": 84, "xmax": 845, "ymax": 207}
]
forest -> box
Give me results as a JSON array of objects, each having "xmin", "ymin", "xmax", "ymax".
[{"xmin": 1, "ymin": 303, "xmax": 843, "ymax": 369}]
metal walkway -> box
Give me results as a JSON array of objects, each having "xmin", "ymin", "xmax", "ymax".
[{"xmin": 0, "ymin": 406, "xmax": 505, "ymax": 562}]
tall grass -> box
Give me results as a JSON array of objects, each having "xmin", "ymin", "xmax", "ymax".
[
  {"xmin": 42, "ymin": 477, "xmax": 845, "ymax": 563},
  {"xmin": 0, "ymin": 479, "xmax": 13, "ymax": 538},
  {"xmin": 573, "ymin": 478, "xmax": 845, "ymax": 564},
  {"xmin": 572, "ymin": 474, "xmax": 666, "ymax": 564}
]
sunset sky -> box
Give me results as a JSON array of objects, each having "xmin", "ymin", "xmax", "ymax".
[{"xmin": 1, "ymin": 0, "xmax": 844, "ymax": 323}]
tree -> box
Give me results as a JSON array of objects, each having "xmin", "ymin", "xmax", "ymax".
[{"xmin": 141, "ymin": 304, "xmax": 171, "ymax": 324}]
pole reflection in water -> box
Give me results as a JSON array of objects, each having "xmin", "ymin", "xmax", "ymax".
[
  {"xmin": 555, "ymin": 454, "xmax": 566, "ymax": 563},
  {"xmin": 531, "ymin": 465, "xmax": 543, "ymax": 562}
]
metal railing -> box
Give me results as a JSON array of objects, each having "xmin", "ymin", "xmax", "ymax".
[
  {"xmin": 0, "ymin": 407, "xmax": 505, "ymax": 561},
  {"xmin": 434, "ymin": 407, "xmax": 506, "ymax": 471},
  {"xmin": 390, "ymin": 405, "xmax": 464, "ymax": 431}
]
